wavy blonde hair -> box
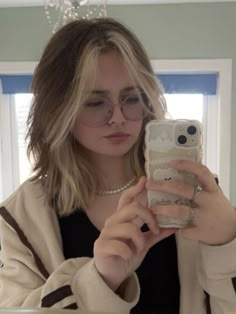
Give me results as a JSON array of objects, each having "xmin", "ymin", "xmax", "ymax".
[{"xmin": 26, "ymin": 18, "xmax": 167, "ymax": 215}]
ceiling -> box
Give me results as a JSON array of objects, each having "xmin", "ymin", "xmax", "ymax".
[{"xmin": 0, "ymin": 0, "xmax": 236, "ymax": 7}]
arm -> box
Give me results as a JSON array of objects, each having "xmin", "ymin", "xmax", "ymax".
[
  {"xmin": 146, "ymin": 160, "xmax": 236, "ymax": 314},
  {"xmin": 198, "ymin": 237, "xmax": 236, "ymax": 314},
  {"xmin": 0, "ymin": 206, "xmax": 139, "ymax": 312}
]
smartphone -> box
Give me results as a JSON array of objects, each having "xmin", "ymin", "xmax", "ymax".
[{"xmin": 144, "ymin": 119, "xmax": 203, "ymax": 228}]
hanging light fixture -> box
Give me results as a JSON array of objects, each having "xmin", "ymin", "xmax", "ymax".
[{"xmin": 45, "ymin": 0, "xmax": 107, "ymax": 33}]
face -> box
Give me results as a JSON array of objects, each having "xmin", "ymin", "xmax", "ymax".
[{"xmin": 73, "ymin": 52, "xmax": 144, "ymax": 158}]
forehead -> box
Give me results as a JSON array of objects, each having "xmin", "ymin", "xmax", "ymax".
[{"xmin": 92, "ymin": 52, "xmax": 136, "ymax": 92}]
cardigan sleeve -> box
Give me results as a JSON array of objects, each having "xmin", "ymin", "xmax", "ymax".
[
  {"xmin": 0, "ymin": 206, "xmax": 139, "ymax": 312},
  {"xmin": 198, "ymin": 237, "xmax": 236, "ymax": 314},
  {"xmin": 0, "ymin": 180, "xmax": 140, "ymax": 312}
]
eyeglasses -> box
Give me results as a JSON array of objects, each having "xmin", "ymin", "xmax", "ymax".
[{"xmin": 78, "ymin": 90, "xmax": 148, "ymax": 128}]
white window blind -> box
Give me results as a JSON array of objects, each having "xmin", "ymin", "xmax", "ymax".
[{"xmin": 14, "ymin": 94, "xmax": 33, "ymax": 184}]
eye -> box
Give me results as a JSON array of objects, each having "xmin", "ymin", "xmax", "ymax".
[
  {"xmin": 85, "ymin": 99, "xmax": 106, "ymax": 108},
  {"xmin": 123, "ymin": 94, "xmax": 141, "ymax": 105}
]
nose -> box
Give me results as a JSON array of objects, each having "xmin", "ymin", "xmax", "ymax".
[{"xmin": 108, "ymin": 104, "xmax": 126, "ymax": 125}]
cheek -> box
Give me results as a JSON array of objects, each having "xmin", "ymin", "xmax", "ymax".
[
  {"xmin": 73, "ymin": 118, "xmax": 93, "ymax": 146},
  {"xmin": 132, "ymin": 120, "xmax": 143, "ymax": 138},
  {"xmin": 73, "ymin": 118, "xmax": 106, "ymax": 154}
]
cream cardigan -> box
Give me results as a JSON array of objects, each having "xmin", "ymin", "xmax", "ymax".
[{"xmin": 0, "ymin": 179, "xmax": 235, "ymax": 313}]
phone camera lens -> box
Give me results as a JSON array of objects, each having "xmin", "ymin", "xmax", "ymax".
[
  {"xmin": 187, "ymin": 125, "xmax": 197, "ymax": 135},
  {"xmin": 178, "ymin": 135, "xmax": 187, "ymax": 144}
]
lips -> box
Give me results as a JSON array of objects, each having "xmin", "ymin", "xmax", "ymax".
[
  {"xmin": 105, "ymin": 132, "xmax": 130, "ymax": 143},
  {"xmin": 106, "ymin": 132, "xmax": 129, "ymax": 138}
]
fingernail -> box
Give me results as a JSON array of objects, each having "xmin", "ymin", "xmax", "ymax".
[
  {"xmin": 170, "ymin": 160, "xmax": 179, "ymax": 165},
  {"xmin": 146, "ymin": 179, "xmax": 153, "ymax": 186},
  {"xmin": 137, "ymin": 176, "xmax": 146, "ymax": 188},
  {"xmin": 140, "ymin": 176, "xmax": 146, "ymax": 184}
]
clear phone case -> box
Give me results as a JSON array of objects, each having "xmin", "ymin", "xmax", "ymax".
[{"xmin": 144, "ymin": 119, "xmax": 203, "ymax": 228}]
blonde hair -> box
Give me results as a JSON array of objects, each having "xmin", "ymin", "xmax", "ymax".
[{"xmin": 26, "ymin": 18, "xmax": 167, "ymax": 215}]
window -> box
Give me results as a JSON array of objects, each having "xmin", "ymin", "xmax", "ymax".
[
  {"xmin": 164, "ymin": 93, "xmax": 206, "ymax": 167},
  {"xmin": 164, "ymin": 93, "xmax": 217, "ymax": 174},
  {"xmin": 0, "ymin": 59, "xmax": 232, "ymax": 201},
  {"xmin": 12, "ymin": 93, "xmax": 208, "ymax": 179},
  {"xmin": 15, "ymin": 94, "xmax": 33, "ymax": 184},
  {"xmin": 152, "ymin": 59, "xmax": 232, "ymax": 198},
  {"xmin": 165, "ymin": 94, "xmax": 203, "ymax": 122}
]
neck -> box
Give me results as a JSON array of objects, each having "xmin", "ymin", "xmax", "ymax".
[{"xmin": 87, "ymin": 153, "xmax": 134, "ymax": 190}]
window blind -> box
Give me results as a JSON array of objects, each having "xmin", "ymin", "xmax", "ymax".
[
  {"xmin": 0, "ymin": 73, "xmax": 217, "ymax": 95},
  {"xmin": 0, "ymin": 75, "xmax": 32, "ymax": 94},
  {"xmin": 157, "ymin": 74, "xmax": 217, "ymax": 95}
]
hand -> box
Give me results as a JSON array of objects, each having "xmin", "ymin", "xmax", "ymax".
[
  {"xmin": 93, "ymin": 176, "xmax": 177, "ymax": 291},
  {"xmin": 146, "ymin": 160, "xmax": 236, "ymax": 246}
]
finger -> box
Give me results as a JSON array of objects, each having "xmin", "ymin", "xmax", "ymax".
[
  {"xmin": 146, "ymin": 179, "xmax": 206, "ymax": 201},
  {"xmin": 101, "ymin": 223, "xmax": 146, "ymax": 254},
  {"xmin": 170, "ymin": 160, "xmax": 218, "ymax": 192},
  {"xmin": 94, "ymin": 239, "xmax": 132, "ymax": 261},
  {"xmin": 150, "ymin": 204, "xmax": 198, "ymax": 225},
  {"xmin": 117, "ymin": 176, "xmax": 146, "ymax": 210},
  {"xmin": 105, "ymin": 203, "xmax": 160, "ymax": 235}
]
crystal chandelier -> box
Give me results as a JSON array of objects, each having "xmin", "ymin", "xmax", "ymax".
[{"xmin": 45, "ymin": 0, "xmax": 107, "ymax": 33}]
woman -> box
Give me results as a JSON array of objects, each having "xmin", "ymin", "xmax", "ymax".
[{"xmin": 0, "ymin": 18, "xmax": 235, "ymax": 314}]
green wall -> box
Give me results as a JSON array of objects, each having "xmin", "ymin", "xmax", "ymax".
[{"xmin": 0, "ymin": 3, "xmax": 236, "ymax": 201}]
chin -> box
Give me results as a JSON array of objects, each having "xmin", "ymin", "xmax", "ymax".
[
  {"xmin": 102, "ymin": 148, "xmax": 132, "ymax": 157},
  {"xmin": 96, "ymin": 143, "xmax": 135, "ymax": 157}
]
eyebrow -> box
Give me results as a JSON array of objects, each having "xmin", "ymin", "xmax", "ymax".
[{"xmin": 90, "ymin": 86, "xmax": 138, "ymax": 95}]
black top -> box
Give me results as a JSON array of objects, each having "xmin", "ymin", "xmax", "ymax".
[{"xmin": 58, "ymin": 209, "xmax": 180, "ymax": 314}]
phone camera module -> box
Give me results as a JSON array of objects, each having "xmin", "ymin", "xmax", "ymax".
[
  {"xmin": 178, "ymin": 135, "xmax": 187, "ymax": 144},
  {"xmin": 187, "ymin": 125, "xmax": 197, "ymax": 135}
]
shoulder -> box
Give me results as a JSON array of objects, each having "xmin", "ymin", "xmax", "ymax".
[
  {"xmin": 0, "ymin": 178, "xmax": 52, "ymax": 220},
  {"xmin": 0, "ymin": 179, "xmax": 63, "ymax": 276},
  {"xmin": 1, "ymin": 178, "xmax": 45, "ymax": 207}
]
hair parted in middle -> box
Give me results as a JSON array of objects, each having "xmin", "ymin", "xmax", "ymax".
[{"xmin": 26, "ymin": 17, "xmax": 167, "ymax": 215}]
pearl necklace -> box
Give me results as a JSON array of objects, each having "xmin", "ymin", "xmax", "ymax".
[{"xmin": 97, "ymin": 176, "xmax": 137, "ymax": 196}]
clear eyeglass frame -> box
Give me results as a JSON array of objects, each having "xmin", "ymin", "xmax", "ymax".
[{"xmin": 78, "ymin": 91, "xmax": 149, "ymax": 128}]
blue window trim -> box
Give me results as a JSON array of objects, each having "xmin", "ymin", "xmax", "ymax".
[
  {"xmin": 0, "ymin": 75, "xmax": 32, "ymax": 94},
  {"xmin": 0, "ymin": 74, "xmax": 217, "ymax": 95},
  {"xmin": 157, "ymin": 74, "xmax": 217, "ymax": 95}
]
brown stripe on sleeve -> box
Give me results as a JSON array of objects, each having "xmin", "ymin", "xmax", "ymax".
[
  {"xmin": 232, "ymin": 277, "xmax": 236, "ymax": 293},
  {"xmin": 0, "ymin": 206, "xmax": 49, "ymax": 279},
  {"xmin": 204, "ymin": 291, "xmax": 211, "ymax": 314},
  {"xmin": 41, "ymin": 285, "xmax": 74, "ymax": 307},
  {"xmin": 63, "ymin": 302, "xmax": 78, "ymax": 309}
]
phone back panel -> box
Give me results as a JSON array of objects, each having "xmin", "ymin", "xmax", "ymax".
[{"xmin": 144, "ymin": 119, "xmax": 203, "ymax": 227}]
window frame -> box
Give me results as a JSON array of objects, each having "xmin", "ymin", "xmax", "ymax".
[
  {"xmin": 0, "ymin": 59, "xmax": 232, "ymax": 199},
  {"xmin": 151, "ymin": 59, "xmax": 232, "ymax": 197}
]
